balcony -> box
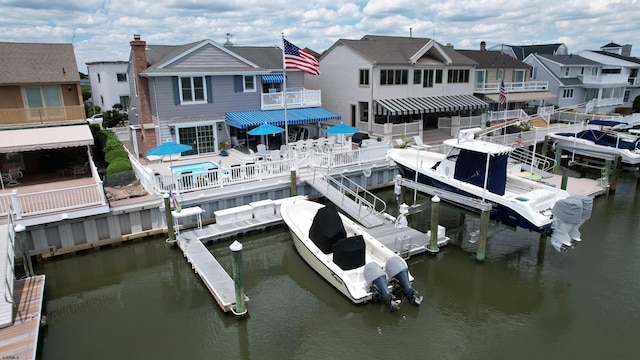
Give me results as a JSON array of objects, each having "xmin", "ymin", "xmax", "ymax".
[
  {"xmin": 628, "ymin": 77, "xmax": 640, "ymax": 86},
  {"xmin": 580, "ymin": 74, "xmax": 629, "ymax": 85},
  {"xmin": 261, "ymin": 89, "xmax": 321, "ymax": 110},
  {"xmin": 474, "ymin": 81, "xmax": 549, "ymax": 94},
  {"xmin": 0, "ymin": 105, "xmax": 85, "ymax": 127}
]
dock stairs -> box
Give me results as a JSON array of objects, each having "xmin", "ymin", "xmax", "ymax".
[{"xmin": 304, "ymin": 169, "xmax": 386, "ymax": 229}]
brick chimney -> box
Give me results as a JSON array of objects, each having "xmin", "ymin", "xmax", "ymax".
[
  {"xmin": 130, "ymin": 34, "xmax": 157, "ymax": 154},
  {"xmin": 480, "ymin": 41, "xmax": 486, "ymax": 51}
]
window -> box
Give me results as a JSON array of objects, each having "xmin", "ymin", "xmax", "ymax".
[
  {"xmin": 24, "ymin": 85, "xmax": 61, "ymax": 108},
  {"xmin": 97, "ymin": 73, "xmax": 101, "ymax": 83},
  {"xmin": 423, "ymin": 69, "xmax": 434, "ymax": 87},
  {"xmin": 435, "ymin": 69, "xmax": 443, "ymax": 84},
  {"xmin": 447, "ymin": 69, "xmax": 469, "ymax": 83},
  {"xmin": 177, "ymin": 124, "xmax": 216, "ymax": 155},
  {"xmin": 119, "ymin": 95, "xmax": 130, "ymax": 109},
  {"xmin": 117, "ymin": 73, "xmax": 127, "ymax": 82},
  {"xmin": 359, "ymin": 102, "xmax": 368, "ymax": 122},
  {"xmin": 380, "ymin": 69, "xmax": 408, "ymax": 85},
  {"xmin": 359, "ymin": 69, "xmax": 370, "ymax": 86},
  {"xmin": 180, "ymin": 76, "xmax": 206, "ymax": 103},
  {"xmin": 243, "ymin": 75, "xmax": 255, "ymax": 92},
  {"xmin": 413, "ymin": 69, "xmax": 422, "ymax": 85},
  {"xmin": 624, "ymin": 90, "xmax": 631, "ymax": 103},
  {"xmin": 497, "ymin": 68, "xmax": 504, "ymax": 80},
  {"xmin": 513, "ymin": 70, "xmax": 525, "ymax": 88},
  {"xmin": 564, "ymin": 67, "xmax": 570, "ymax": 77},
  {"xmin": 562, "ymin": 88, "xmax": 574, "ymax": 98},
  {"xmin": 602, "ymin": 68, "xmax": 622, "ymax": 74},
  {"xmin": 100, "ymin": 95, "xmax": 104, "ymax": 106},
  {"xmin": 475, "ymin": 70, "xmax": 485, "ymax": 90},
  {"xmin": 580, "ymin": 67, "xmax": 584, "ymax": 75}
]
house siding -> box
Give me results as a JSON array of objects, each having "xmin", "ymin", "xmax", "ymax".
[{"xmin": 167, "ymin": 45, "xmax": 251, "ymax": 68}]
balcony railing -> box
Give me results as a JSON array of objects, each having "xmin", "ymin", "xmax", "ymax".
[
  {"xmin": 474, "ymin": 81, "xmax": 549, "ymax": 93},
  {"xmin": 628, "ymin": 77, "xmax": 639, "ymax": 86},
  {"xmin": 261, "ymin": 89, "xmax": 321, "ymax": 110},
  {"xmin": 580, "ymin": 74, "xmax": 629, "ymax": 85},
  {"xmin": 0, "ymin": 105, "xmax": 85, "ymax": 126}
]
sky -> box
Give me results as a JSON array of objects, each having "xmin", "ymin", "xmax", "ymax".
[{"xmin": 1, "ymin": 0, "xmax": 639, "ymax": 73}]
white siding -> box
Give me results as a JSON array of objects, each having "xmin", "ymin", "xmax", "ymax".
[{"xmin": 86, "ymin": 61, "xmax": 130, "ymax": 111}]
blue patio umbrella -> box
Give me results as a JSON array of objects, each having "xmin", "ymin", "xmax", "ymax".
[
  {"xmin": 325, "ymin": 122, "xmax": 358, "ymax": 134},
  {"xmin": 146, "ymin": 141, "xmax": 193, "ymax": 162},
  {"xmin": 248, "ymin": 122, "xmax": 285, "ymax": 148}
]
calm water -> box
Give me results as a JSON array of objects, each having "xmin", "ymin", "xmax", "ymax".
[{"xmin": 37, "ymin": 172, "xmax": 640, "ymax": 359}]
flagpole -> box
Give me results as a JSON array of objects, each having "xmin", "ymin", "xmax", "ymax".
[{"xmin": 282, "ymin": 33, "xmax": 289, "ymax": 146}]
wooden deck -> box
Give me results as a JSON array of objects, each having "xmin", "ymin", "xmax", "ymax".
[{"xmin": 0, "ymin": 275, "xmax": 46, "ymax": 360}]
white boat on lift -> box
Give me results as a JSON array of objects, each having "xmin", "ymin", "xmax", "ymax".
[
  {"xmin": 388, "ymin": 128, "xmax": 592, "ymax": 252},
  {"xmin": 280, "ymin": 196, "xmax": 421, "ymax": 311}
]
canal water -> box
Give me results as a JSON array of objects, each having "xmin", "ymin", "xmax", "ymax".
[{"xmin": 37, "ymin": 172, "xmax": 640, "ymax": 359}]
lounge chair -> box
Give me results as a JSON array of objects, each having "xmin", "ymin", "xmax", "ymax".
[{"xmin": 1, "ymin": 167, "xmax": 21, "ymax": 186}]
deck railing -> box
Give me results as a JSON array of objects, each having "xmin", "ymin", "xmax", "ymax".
[
  {"xmin": 0, "ymin": 105, "xmax": 85, "ymax": 126},
  {"xmin": 261, "ymin": 89, "xmax": 321, "ymax": 110},
  {"xmin": 474, "ymin": 81, "xmax": 549, "ymax": 93},
  {"xmin": 0, "ymin": 183, "xmax": 106, "ymax": 219}
]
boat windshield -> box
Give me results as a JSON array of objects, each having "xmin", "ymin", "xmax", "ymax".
[{"xmin": 446, "ymin": 147, "xmax": 461, "ymax": 161}]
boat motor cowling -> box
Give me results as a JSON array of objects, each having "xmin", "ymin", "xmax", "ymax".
[
  {"xmin": 549, "ymin": 198, "xmax": 583, "ymax": 252},
  {"xmin": 364, "ymin": 262, "xmax": 400, "ymax": 312},
  {"xmin": 385, "ymin": 256, "xmax": 422, "ymax": 307},
  {"xmin": 567, "ymin": 195, "xmax": 593, "ymax": 242}
]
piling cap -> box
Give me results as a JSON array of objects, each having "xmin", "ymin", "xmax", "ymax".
[
  {"xmin": 432, "ymin": 195, "xmax": 440, "ymax": 203},
  {"xmin": 163, "ymin": 193, "xmax": 169, "ymax": 198},
  {"xmin": 230, "ymin": 240, "xmax": 243, "ymax": 252},
  {"xmin": 399, "ymin": 203, "xmax": 409, "ymax": 214}
]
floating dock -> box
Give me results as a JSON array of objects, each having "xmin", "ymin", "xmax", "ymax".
[{"xmin": 0, "ymin": 275, "xmax": 46, "ymax": 360}]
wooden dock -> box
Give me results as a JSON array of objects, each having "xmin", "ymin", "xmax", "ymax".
[{"xmin": 0, "ymin": 275, "xmax": 46, "ymax": 360}]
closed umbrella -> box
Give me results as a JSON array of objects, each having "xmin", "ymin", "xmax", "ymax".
[{"xmin": 248, "ymin": 122, "xmax": 285, "ymax": 148}]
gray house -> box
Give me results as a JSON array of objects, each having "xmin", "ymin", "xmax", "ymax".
[{"xmin": 127, "ymin": 35, "xmax": 338, "ymax": 158}]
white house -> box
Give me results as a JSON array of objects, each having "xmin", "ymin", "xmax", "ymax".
[
  {"xmin": 308, "ymin": 35, "xmax": 487, "ymax": 139},
  {"xmin": 86, "ymin": 61, "xmax": 130, "ymax": 111}
]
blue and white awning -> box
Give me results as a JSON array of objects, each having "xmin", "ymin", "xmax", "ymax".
[
  {"xmin": 261, "ymin": 74, "xmax": 284, "ymax": 84},
  {"xmin": 226, "ymin": 107, "xmax": 340, "ymax": 129}
]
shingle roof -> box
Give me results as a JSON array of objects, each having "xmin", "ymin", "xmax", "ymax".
[
  {"xmin": 456, "ymin": 50, "xmax": 529, "ymax": 69},
  {"xmin": 142, "ymin": 40, "xmax": 283, "ymax": 73},
  {"xmin": 503, "ymin": 44, "xmax": 566, "ymax": 60},
  {"xmin": 0, "ymin": 42, "xmax": 80, "ymax": 84},
  {"xmin": 332, "ymin": 35, "xmax": 476, "ymax": 66},
  {"xmin": 594, "ymin": 50, "xmax": 640, "ymax": 65},
  {"xmin": 536, "ymin": 54, "xmax": 599, "ymax": 66}
]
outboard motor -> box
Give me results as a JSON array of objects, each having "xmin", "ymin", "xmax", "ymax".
[
  {"xmin": 567, "ymin": 195, "xmax": 593, "ymax": 243},
  {"xmin": 364, "ymin": 262, "xmax": 400, "ymax": 312},
  {"xmin": 549, "ymin": 197, "xmax": 583, "ymax": 252},
  {"xmin": 385, "ymin": 256, "xmax": 422, "ymax": 307}
]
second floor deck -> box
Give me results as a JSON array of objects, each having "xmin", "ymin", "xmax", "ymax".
[{"xmin": 261, "ymin": 89, "xmax": 321, "ymax": 110}]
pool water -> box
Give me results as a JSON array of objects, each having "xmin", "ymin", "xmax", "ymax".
[{"xmin": 171, "ymin": 161, "xmax": 218, "ymax": 175}]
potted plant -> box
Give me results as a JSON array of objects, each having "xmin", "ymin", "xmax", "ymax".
[{"xmin": 219, "ymin": 140, "xmax": 230, "ymax": 156}]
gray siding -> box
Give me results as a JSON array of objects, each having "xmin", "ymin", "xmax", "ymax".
[{"xmin": 168, "ymin": 45, "xmax": 250, "ymax": 68}]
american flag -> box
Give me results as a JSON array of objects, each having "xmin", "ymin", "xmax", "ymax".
[
  {"xmin": 499, "ymin": 80, "xmax": 507, "ymax": 105},
  {"xmin": 284, "ymin": 39, "xmax": 320, "ymax": 75},
  {"xmin": 515, "ymin": 133, "xmax": 524, "ymax": 145}
]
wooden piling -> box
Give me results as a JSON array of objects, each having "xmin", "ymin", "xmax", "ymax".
[
  {"xmin": 476, "ymin": 210, "xmax": 490, "ymax": 262},
  {"xmin": 609, "ymin": 155, "xmax": 622, "ymax": 192},
  {"xmin": 561, "ymin": 168, "xmax": 568, "ymax": 190},
  {"xmin": 230, "ymin": 240, "xmax": 247, "ymax": 315},
  {"xmin": 290, "ymin": 168, "xmax": 297, "ymax": 197},
  {"xmin": 163, "ymin": 193, "xmax": 176, "ymax": 243},
  {"xmin": 553, "ymin": 144, "xmax": 562, "ymax": 175}
]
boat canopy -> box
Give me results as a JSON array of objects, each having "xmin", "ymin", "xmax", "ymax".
[{"xmin": 454, "ymin": 149, "xmax": 508, "ymax": 195}]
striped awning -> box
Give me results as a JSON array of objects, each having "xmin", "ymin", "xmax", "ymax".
[
  {"xmin": 261, "ymin": 74, "xmax": 284, "ymax": 84},
  {"xmin": 374, "ymin": 95, "xmax": 489, "ymax": 116},
  {"xmin": 226, "ymin": 107, "xmax": 340, "ymax": 129}
]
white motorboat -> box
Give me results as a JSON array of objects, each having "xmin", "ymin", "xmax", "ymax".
[
  {"xmin": 549, "ymin": 120, "xmax": 640, "ymax": 165},
  {"xmin": 388, "ymin": 129, "xmax": 591, "ymax": 252},
  {"xmin": 280, "ymin": 196, "xmax": 421, "ymax": 311}
]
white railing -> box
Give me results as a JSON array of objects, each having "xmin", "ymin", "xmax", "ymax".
[
  {"xmin": 261, "ymin": 89, "xmax": 322, "ymax": 110},
  {"xmin": 474, "ymin": 81, "xmax": 549, "ymax": 93},
  {"xmin": 487, "ymin": 109, "xmax": 529, "ymax": 122},
  {"xmin": 309, "ymin": 143, "xmax": 390, "ymax": 169},
  {"xmin": 363, "ymin": 121, "xmax": 421, "ymax": 138},
  {"xmin": 629, "ymin": 77, "xmax": 639, "ymax": 86},
  {"xmin": 537, "ymin": 106, "xmax": 554, "ymax": 124},
  {"xmin": 152, "ymin": 158, "xmax": 298, "ymax": 194},
  {"xmin": 0, "ymin": 184, "xmax": 106, "ymax": 218},
  {"xmin": 580, "ymin": 74, "xmax": 629, "ymax": 84}
]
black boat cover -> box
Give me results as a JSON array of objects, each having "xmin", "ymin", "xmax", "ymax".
[
  {"xmin": 333, "ymin": 235, "xmax": 366, "ymax": 270},
  {"xmin": 309, "ymin": 205, "xmax": 347, "ymax": 254}
]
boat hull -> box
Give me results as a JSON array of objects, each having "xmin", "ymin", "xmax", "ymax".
[{"xmin": 550, "ymin": 134, "xmax": 640, "ymax": 165}]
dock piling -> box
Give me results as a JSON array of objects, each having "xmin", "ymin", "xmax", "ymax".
[
  {"xmin": 561, "ymin": 168, "xmax": 568, "ymax": 190},
  {"xmin": 230, "ymin": 240, "xmax": 247, "ymax": 316},
  {"xmin": 290, "ymin": 168, "xmax": 297, "ymax": 197},
  {"xmin": 15, "ymin": 224, "xmax": 34, "ymax": 277},
  {"xmin": 476, "ymin": 209, "xmax": 490, "ymax": 262},
  {"xmin": 163, "ymin": 193, "xmax": 176, "ymax": 243},
  {"xmin": 428, "ymin": 195, "xmax": 440, "ymax": 253}
]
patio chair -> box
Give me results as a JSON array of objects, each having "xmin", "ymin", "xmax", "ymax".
[
  {"xmin": 73, "ymin": 161, "xmax": 90, "ymax": 177},
  {"xmin": 1, "ymin": 167, "xmax": 21, "ymax": 186},
  {"xmin": 231, "ymin": 136, "xmax": 245, "ymax": 149},
  {"xmin": 279, "ymin": 144, "xmax": 288, "ymax": 158},
  {"xmin": 412, "ymin": 135, "xmax": 429, "ymax": 149},
  {"xmin": 257, "ymin": 144, "xmax": 270, "ymax": 156}
]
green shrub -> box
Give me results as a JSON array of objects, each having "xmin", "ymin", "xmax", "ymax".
[
  {"xmin": 106, "ymin": 158, "xmax": 132, "ymax": 174},
  {"xmin": 104, "ymin": 138, "xmax": 124, "ymax": 153},
  {"xmin": 105, "ymin": 148, "xmax": 129, "ymax": 164}
]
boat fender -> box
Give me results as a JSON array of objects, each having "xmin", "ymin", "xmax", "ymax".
[
  {"xmin": 364, "ymin": 263, "xmax": 400, "ymax": 312},
  {"xmin": 385, "ymin": 256, "xmax": 422, "ymax": 307}
]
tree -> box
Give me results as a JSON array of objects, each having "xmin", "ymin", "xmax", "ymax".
[
  {"xmin": 102, "ymin": 109, "xmax": 124, "ymax": 128},
  {"xmin": 633, "ymin": 95, "xmax": 640, "ymax": 113}
]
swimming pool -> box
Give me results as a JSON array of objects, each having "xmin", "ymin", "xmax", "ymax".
[{"xmin": 171, "ymin": 161, "xmax": 218, "ymax": 175}]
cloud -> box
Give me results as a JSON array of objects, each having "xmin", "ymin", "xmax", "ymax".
[{"xmin": 0, "ymin": 0, "xmax": 638, "ymax": 72}]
